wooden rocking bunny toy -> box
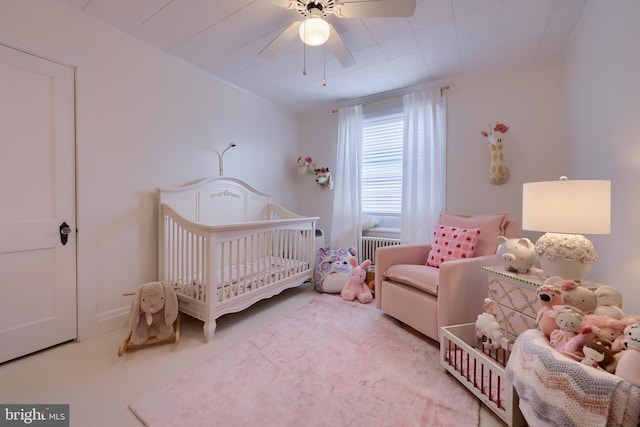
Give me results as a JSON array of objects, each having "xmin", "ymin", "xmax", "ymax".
[{"xmin": 128, "ymin": 281, "xmax": 179, "ymax": 345}]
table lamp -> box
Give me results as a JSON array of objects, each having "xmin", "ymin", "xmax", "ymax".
[{"xmin": 522, "ymin": 177, "xmax": 611, "ymax": 281}]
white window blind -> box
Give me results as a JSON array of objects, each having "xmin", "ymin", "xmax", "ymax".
[{"xmin": 361, "ymin": 112, "xmax": 403, "ymax": 215}]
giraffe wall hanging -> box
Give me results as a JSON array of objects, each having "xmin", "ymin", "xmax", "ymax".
[{"xmin": 481, "ymin": 122, "xmax": 510, "ymax": 185}]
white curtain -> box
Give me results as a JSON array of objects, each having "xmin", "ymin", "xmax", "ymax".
[
  {"xmin": 401, "ymin": 88, "xmax": 447, "ymax": 243},
  {"xmin": 330, "ymin": 105, "xmax": 363, "ymax": 252}
]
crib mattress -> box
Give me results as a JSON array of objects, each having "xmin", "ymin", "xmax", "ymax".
[{"xmin": 175, "ymin": 256, "xmax": 308, "ymax": 302}]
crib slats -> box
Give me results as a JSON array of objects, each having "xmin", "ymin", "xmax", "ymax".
[
  {"xmin": 163, "ymin": 217, "xmax": 312, "ymax": 303},
  {"xmin": 163, "ymin": 214, "xmax": 207, "ymax": 301}
]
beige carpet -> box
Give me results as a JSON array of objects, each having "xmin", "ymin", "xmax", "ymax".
[{"xmin": 130, "ymin": 295, "xmax": 479, "ymax": 426}]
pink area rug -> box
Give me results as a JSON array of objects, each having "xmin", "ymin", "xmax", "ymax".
[{"xmin": 130, "ymin": 295, "xmax": 479, "ymax": 426}]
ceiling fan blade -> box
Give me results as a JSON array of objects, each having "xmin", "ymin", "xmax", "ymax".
[
  {"xmin": 266, "ymin": 0, "xmax": 297, "ymax": 9},
  {"xmin": 258, "ymin": 20, "xmax": 302, "ymax": 60},
  {"xmin": 334, "ymin": 0, "xmax": 416, "ymax": 18},
  {"xmin": 327, "ymin": 24, "xmax": 356, "ymax": 68}
]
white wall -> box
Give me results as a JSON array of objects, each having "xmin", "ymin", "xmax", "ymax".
[
  {"xmin": 0, "ymin": 0, "xmax": 299, "ymax": 339},
  {"xmin": 564, "ymin": 0, "xmax": 640, "ymax": 314},
  {"xmin": 295, "ymin": 112, "xmax": 340, "ymax": 239},
  {"xmin": 446, "ymin": 61, "xmax": 567, "ymax": 225},
  {"xmin": 297, "ymin": 61, "xmax": 567, "ymax": 244}
]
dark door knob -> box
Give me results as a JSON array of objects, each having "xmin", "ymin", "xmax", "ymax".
[{"xmin": 60, "ymin": 222, "xmax": 72, "ymax": 245}]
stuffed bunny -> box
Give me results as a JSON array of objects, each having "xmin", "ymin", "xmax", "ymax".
[
  {"xmin": 129, "ymin": 281, "xmax": 179, "ymax": 345},
  {"xmin": 549, "ymin": 307, "xmax": 595, "ymax": 357},
  {"xmin": 341, "ymin": 258, "xmax": 373, "ymax": 304}
]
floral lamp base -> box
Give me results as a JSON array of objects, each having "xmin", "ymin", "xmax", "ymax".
[
  {"xmin": 538, "ymin": 257, "xmax": 592, "ymax": 281},
  {"xmin": 535, "ymin": 233, "xmax": 596, "ymax": 281}
]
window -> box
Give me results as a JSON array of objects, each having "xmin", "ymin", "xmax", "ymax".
[{"xmin": 361, "ymin": 111, "xmax": 403, "ymax": 230}]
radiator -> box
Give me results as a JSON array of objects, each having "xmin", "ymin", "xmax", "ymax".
[{"xmin": 361, "ymin": 236, "xmax": 401, "ymax": 265}]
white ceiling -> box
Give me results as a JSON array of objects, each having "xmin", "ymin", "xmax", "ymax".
[{"xmin": 55, "ymin": 0, "xmax": 591, "ymax": 113}]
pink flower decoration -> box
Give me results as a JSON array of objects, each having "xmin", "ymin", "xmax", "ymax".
[
  {"xmin": 305, "ymin": 156, "xmax": 313, "ymax": 164},
  {"xmin": 480, "ymin": 122, "xmax": 510, "ymax": 139},
  {"xmin": 493, "ymin": 123, "xmax": 509, "ymax": 133}
]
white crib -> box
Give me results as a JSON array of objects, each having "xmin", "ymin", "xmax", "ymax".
[{"xmin": 158, "ymin": 177, "xmax": 317, "ymax": 342}]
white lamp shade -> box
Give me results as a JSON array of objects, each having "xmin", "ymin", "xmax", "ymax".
[
  {"xmin": 522, "ymin": 179, "xmax": 611, "ymax": 234},
  {"xmin": 299, "ymin": 18, "xmax": 330, "ymax": 46}
]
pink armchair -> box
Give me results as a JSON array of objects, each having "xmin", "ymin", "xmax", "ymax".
[{"xmin": 374, "ymin": 212, "xmax": 520, "ymax": 342}]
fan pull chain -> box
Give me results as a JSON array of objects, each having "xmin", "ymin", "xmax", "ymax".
[
  {"xmin": 322, "ymin": 48, "xmax": 327, "ymax": 86},
  {"xmin": 302, "ymin": 42, "xmax": 307, "ymax": 76}
]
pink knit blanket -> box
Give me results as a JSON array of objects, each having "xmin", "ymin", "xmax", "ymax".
[{"xmin": 506, "ymin": 329, "xmax": 640, "ymax": 427}]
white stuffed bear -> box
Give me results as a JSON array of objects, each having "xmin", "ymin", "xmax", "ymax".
[{"xmin": 615, "ymin": 323, "xmax": 640, "ymax": 387}]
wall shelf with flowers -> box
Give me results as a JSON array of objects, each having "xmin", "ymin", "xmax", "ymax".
[{"xmin": 297, "ymin": 156, "xmax": 314, "ymax": 175}]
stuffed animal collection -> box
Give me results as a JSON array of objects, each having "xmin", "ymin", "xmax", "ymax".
[
  {"xmin": 128, "ymin": 281, "xmax": 179, "ymax": 345},
  {"xmin": 559, "ymin": 278, "xmax": 623, "ymax": 318},
  {"xmin": 582, "ymin": 314, "xmax": 628, "ymax": 351},
  {"xmin": 341, "ymin": 257, "xmax": 373, "ymax": 304},
  {"xmin": 534, "ymin": 277, "xmax": 640, "ymax": 383}
]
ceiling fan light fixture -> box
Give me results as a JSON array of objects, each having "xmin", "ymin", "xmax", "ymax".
[{"xmin": 299, "ymin": 17, "xmax": 330, "ymax": 46}]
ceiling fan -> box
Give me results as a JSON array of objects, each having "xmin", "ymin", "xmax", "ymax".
[{"xmin": 258, "ymin": 0, "xmax": 417, "ymax": 68}]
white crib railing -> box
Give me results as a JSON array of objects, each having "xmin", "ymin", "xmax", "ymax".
[
  {"xmin": 160, "ymin": 208, "xmax": 315, "ymax": 341},
  {"xmin": 161, "ymin": 208, "xmax": 314, "ymax": 305}
]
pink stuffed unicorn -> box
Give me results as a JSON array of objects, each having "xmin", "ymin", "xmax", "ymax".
[{"xmin": 341, "ymin": 258, "xmax": 373, "ymax": 304}]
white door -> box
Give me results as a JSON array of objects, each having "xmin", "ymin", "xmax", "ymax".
[{"xmin": 0, "ymin": 44, "xmax": 76, "ymax": 363}]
